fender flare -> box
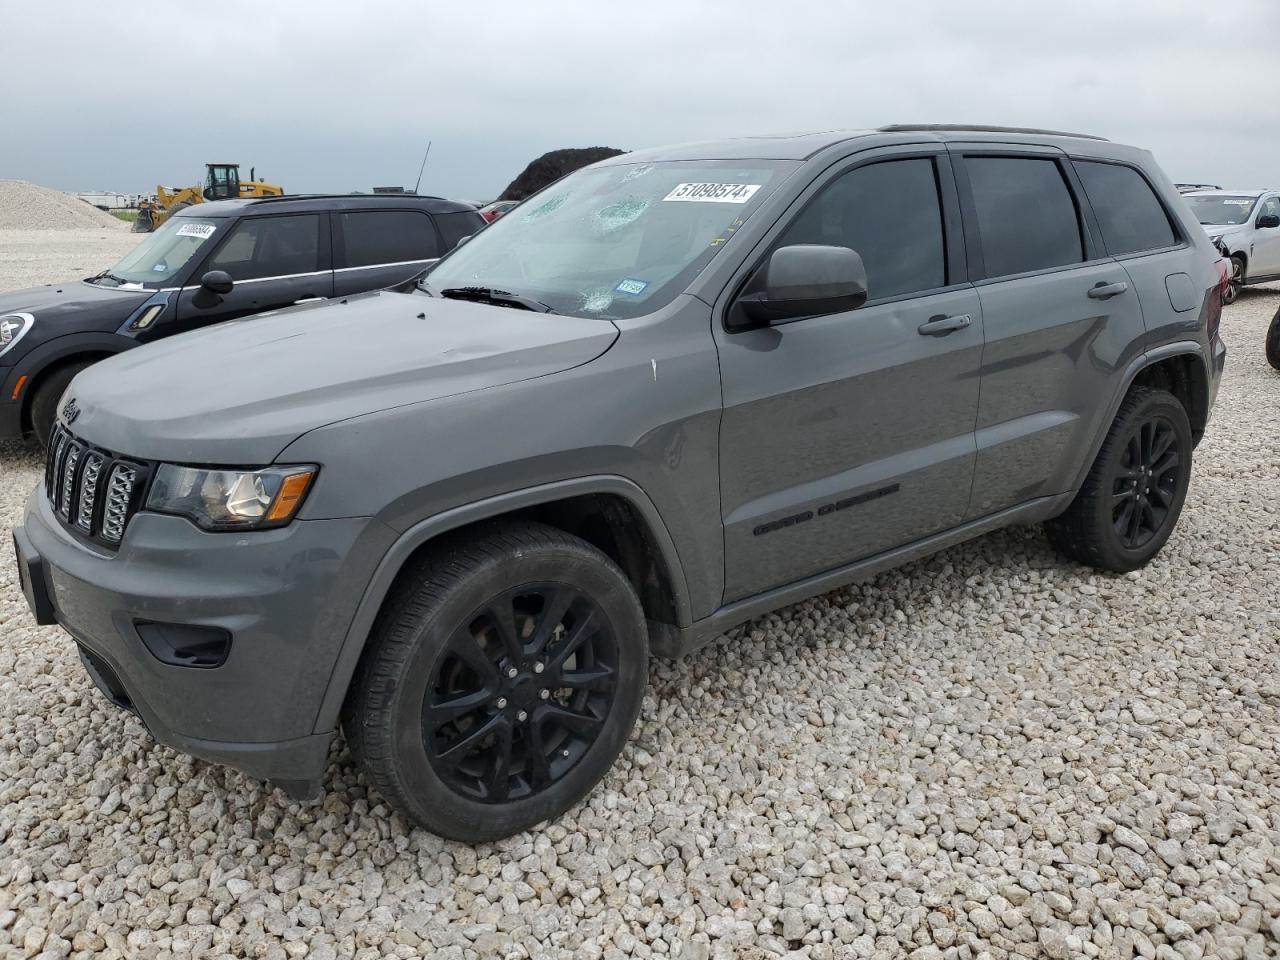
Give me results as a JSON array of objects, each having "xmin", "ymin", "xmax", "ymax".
[
  {"xmin": 311, "ymin": 475, "xmax": 692, "ymax": 733},
  {"xmin": 1063, "ymin": 341, "xmax": 1210, "ymax": 498}
]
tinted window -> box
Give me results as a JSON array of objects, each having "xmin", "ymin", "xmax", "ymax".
[
  {"xmin": 966, "ymin": 157, "xmax": 1083, "ymax": 278},
  {"xmin": 206, "ymin": 214, "xmax": 322, "ymax": 281},
  {"xmin": 777, "ymin": 158, "xmax": 946, "ymax": 299},
  {"xmin": 1075, "ymin": 161, "xmax": 1177, "ymax": 255},
  {"xmin": 339, "ymin": 210, "xmax": 439, "ymax": 268},
  {"xmin": 435, "ymin": 210, "xmax": 484, "ymax": 251}
]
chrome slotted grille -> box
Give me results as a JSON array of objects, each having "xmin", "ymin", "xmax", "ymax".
[{"xmin": 44, "ymin": 425, "xmax": 146, "ymax": 548}]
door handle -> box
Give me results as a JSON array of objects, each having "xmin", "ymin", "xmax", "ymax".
[
  {"xmin": 1087, "ymin": 281, "xmax": 1129, "ymax": 300},
  {"xmin": 917, "ymin": 313, "xmax": 972, "ymax": 336}
]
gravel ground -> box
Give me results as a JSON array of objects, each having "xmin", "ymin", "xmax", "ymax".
[
  {"xmin": 0, "ymin": 232, "xmax": 1278, "ymax": 960},
  {"xmin": 0, "ymin": 229, "xmax": 139, "ymax": 293}
]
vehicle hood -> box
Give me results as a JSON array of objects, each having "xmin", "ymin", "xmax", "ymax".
[
  {"xmin": 0, "ymin": 280, "xmax": 149, "ymax": 326},
  {"xmin": 1200, "ymin": 223, "xmax": 1246, "ymax": 238},
  {"xmin": 66, "ymin": 290, "xmax": 619, "ymax": 463}
]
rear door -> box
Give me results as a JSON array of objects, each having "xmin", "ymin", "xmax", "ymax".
[
  {"xmin": 332, "ymin": 208, "xmax": 441, "ymax": 296},
  {"xmin": 952, "ymin": 149, "xmax": 1147, "ymax": 519},
  {"xmin": 170, "ymin": 213, "xmax": 333, "ymax": 334},
  {"xmin": 715, "ymin": 147, "xmax": 984, "ymax": 602}
]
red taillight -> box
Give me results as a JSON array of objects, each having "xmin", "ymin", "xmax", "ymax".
[{"xmin": 1205, "ymin": 260, "xmax": 1226, "ymax": 341}]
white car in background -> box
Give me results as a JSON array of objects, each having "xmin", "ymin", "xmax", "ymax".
[{"xmin": 1184, "ymin": 189, "xmax": 1280, "ymax": 303}]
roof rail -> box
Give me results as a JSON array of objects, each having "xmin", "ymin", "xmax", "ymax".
[
  {"xmin": 243, "ymin": 192, "xmax": 448, "ymax": 203},
  {"xmin": 879, "ymin": 124, "xmax": 1109, "ymax": 142}
]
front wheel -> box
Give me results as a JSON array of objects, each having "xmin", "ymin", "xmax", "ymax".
[
  {"xmin": 1045, "ymin": 386, "xmax": 1193, "ymax": 573},
  {"xmin": 343, "ymin": 522, "xmax": 648, "ymax": 841},
  {"xmin": 1266, "ymin": 308, "xmax": 1280, "ymax": 371},
  {"xmin": 29, "ymin": 360, "xmax": 94, "ymax": 448},
  {"xmin": 1224, "ymin": 256, "xmax": 1244, "ymax": 305}
]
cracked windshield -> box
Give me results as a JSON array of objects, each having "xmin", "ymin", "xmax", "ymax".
[{"xmin": 423, "ymin": 159, "xmax": 796, "ymax": 318}]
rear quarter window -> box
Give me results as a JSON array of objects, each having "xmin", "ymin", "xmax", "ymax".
[
  {"xmin": 1074, "ymin": 161, "xmax": 1178, "ymax": 256},
  {"xmin": 436, "ymin": 210, "xmax": 486, "ymax": 251}
]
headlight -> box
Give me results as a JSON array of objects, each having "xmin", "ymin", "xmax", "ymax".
[
  {"xmin": 0, "ymin": 313, "xmax": 34, "ymax": 358},
  {"xmin": 146, "ymin": 464, "xmax": 317, "ymax": 531}
]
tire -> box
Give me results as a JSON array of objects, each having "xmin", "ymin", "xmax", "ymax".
[
  {"xmin": 1266, "ymin": 308, "xmax": 1280, "ymax": 372},
  {"xmin": 1045, "ymin": 386, "xmax": 1193, "ymax": 573},
  {"xmin": 1224, "ymin": 256, "xmax": 1244, "ymax": 305},
  {"xmin": 343, "ymin": 521, "xmax": 648, "ymax": 841},
  {"xmin": 29, "ymin": 360, "xmax": 94, "ymax": 448}
]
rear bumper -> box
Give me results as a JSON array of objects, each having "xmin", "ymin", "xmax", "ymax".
[{"xmin": 16, "ymin": 488, "xmax": 395, "ymax": 796}]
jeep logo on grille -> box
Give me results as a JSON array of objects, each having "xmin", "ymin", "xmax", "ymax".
[{"xmin": 62, "ymin": 398, "xmax": 80, "ymax": 424}]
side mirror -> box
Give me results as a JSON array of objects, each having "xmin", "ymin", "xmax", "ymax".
[
  {"xmin": 734, "ymin": 244, "xmax": 868, "ymax": 328},
  {"xmin": 192, "ymin": 270, "xmax": 234, "ymax": 309},
  {"xmin": 1257, "ymin": 214, "xmax": 1280, "ymax": 229},
  {"xmin": 201, "ymin": 270, "xmax": 234, "ymax": 294}
]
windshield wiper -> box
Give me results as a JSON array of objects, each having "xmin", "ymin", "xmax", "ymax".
[
  {"xmin": 439, "ymin": 286, "xmax": 554, "ymax": 313},
  {"xmin": 88, "ymin": 270, "xmax": 129, "ymax": 286}
]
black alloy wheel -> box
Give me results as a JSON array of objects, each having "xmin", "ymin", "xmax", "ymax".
[
  {"xmin": 344, "ymin": 521, "xmax": 648, "ymax": 842},
  {"xmin": 1110, "ymin": 417, "xmax": 1180, "ymax": 550},
  {"xmin": 424, "ymin": 583, "xmax": 618, "ymax": 804},
  {"xmin": 1045, "ymin": 386, "xmax": 1193, "ymax": 573}
]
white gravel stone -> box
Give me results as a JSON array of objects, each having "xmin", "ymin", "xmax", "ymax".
[{"xmin": 2, "ymin": 235, "xmax": 1279, "ymax": 959}]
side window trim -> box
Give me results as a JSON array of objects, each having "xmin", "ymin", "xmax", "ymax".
[
  {"xmin": 722, "ymin": 149, "xmax": 965, "ymax": 327},
  {"xmin": 1068, "ymin": 156, "xmax": 1187, "ymax": 260},
  {"xmin": 950, "ymin": 149, "xmax": 1100, "ymax": 285}
]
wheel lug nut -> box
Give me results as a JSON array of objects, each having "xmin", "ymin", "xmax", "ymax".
[
  {"xmin": 495, "ymin": 697, "xmax": 507, "ymax": 709},
  {"xmin": 517, "ymin": 710, "xmax": 528, "ymax": 722},
  {"xmin": 540, "ymin": 688, "xmax": 550, "ymax": 700},
  {"xmin": 534, "ymin": 662, "xmax": 545, "ymax": 674},
  {"xmin": 507, "ymin": 666, "xmax": 518, "ymax": 678},
  {"xmin": 562, "ymin": 749, "xmax": 570, "ymax": 757}
]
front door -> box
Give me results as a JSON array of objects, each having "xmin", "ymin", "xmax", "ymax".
[
  {"xmin": 715, "ymin": 152, "xmax": 983, "ymax": 602},
  {"xmin": 1252, "ymin": 195, "xmax": 1280, "ymax": 276},
  {"xmin": 168, "ymin": 213, "xmax": 333, "ymax": 336}
]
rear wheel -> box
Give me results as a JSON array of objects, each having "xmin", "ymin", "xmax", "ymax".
[
  {"xmin": 343, "ymin": 522, "xmax": 648, "ymax": 841},
  {"xmin": 29, "ymin": 360, "xmax": 94, "ymax": 448},
  {"xmin": 1045, "ymin": 387, "xmax": 1192, "ymax": 572},
  {"xmin": 1266, "ymin": 308, "xmax": 1280, "ymax": 371}
]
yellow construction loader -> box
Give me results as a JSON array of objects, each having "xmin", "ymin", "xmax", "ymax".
[{"xmin": 134, "ymin": 163, "xmax": 283, "ymax": 232}]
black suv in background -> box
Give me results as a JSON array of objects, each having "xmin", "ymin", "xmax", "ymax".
[{"xmin": 0, "ymin": 194, "xmax": 483, "ymax": 445}]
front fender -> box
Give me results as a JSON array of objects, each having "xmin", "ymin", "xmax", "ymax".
[{"xmin": 307, "ymin": 475, "xmax": 692, "ymax": 734}]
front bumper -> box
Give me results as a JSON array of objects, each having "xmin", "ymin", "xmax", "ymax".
[{"xmin": 16, "ymin": 487, "xmax": 394, "ymax": 796}]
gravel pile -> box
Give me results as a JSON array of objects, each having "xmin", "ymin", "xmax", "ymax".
[
  {"xmin": 0, "ymin": 229, "xmax": 1277, "ymax": 960},
  {"xmin": 0, "ymin": 181, "xmax": 128, "ymax": 232}
]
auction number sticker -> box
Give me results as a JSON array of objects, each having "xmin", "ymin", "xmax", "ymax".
[
  {"xmin": 176, "ymin": 222, "xmax": 217, "ymax": 239},
  {"xmin": 1223, "ymin": 199, "xmax": 1252, "ymax": 206},
  {"xmin": 663, "ymin": 182, "xmax": 761, "ymax": 203}
]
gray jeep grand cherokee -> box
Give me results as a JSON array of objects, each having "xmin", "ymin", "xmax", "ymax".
[{"xmin": 14, "ymin": 125, "xmax": 1226, "ymax": 841}]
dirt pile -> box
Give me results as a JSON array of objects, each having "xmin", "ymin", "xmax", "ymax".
[
  {"xmin": 0, "ymin": 180, "xmax": 128, "ymax": 231},
  {"xmin": 497, "ymin": 147, "xmax": 626, "ymax": 201}
]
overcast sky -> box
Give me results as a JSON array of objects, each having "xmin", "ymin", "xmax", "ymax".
[{"xmin": 3, "ymin": 0, "xmax": 1278, "ymax": 200}]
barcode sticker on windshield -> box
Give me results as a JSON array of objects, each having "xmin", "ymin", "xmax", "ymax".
[
  {"xmin": 176, "ymin": 223, "xmax": 217, "ymax": 239},
  {"xmin": 663, "ymin": 183, "xmax": 761, "ymax": 204}
]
